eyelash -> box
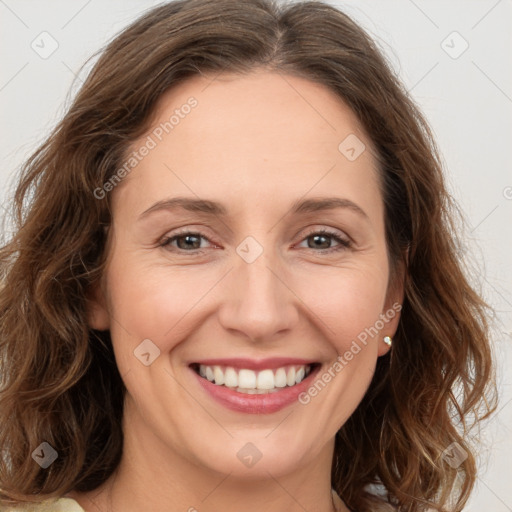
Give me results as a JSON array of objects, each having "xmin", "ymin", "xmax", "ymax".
[{"xmin": 158, "ymin": 228, "xmax": 352, "ymax": 255}]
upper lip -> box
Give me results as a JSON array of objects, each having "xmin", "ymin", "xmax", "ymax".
[{"xmin": 190, "ymin": 357, "xmax": 318, "ymax": 371}]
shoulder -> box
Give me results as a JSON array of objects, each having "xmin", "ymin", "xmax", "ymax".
[{"xmin": 0, "ymin": 497, "xmax": 85, "ymax": 512}]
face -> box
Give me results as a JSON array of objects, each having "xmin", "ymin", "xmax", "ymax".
[{"xmin": 89, "ymin": 70, "xmax": 403, "ymax": 480}]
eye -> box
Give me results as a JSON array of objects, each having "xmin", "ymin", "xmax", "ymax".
[
  {"xmin": 159, "ymin": 231, "xmax": 214, "ymax": 253},
  {"xmin": 296, "ymin": 228, "xmax": 352, "ymax": 253},
  {"xmin": 158, "ymin": 228, "xmax": 352, "ymax": 255}
]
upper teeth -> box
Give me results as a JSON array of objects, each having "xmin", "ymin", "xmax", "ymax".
[{"xmin": 198, "ymin": 364, "xmax": 311, "ymax": 391}]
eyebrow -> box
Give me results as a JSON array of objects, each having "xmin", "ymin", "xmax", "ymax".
[{"xmin": 138, "ymin": 196, "xmax": 369, "ymax": 221}]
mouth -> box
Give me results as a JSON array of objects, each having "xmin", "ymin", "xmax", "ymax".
[{"xmin": 189, "ymin": 362, "xmax": 321, "ymax": 395}]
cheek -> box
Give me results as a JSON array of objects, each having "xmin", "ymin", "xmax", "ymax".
[
  {"xmin": 291, "ymin": 262, "xmax": 389, "ymax": 349},
  {"xmin": 105, "ymin": 254, "xmax": 217, "ymax": 352},
  {"xmin": 291, "ymin": 268, "xmax": 387, "ymax": 434}
]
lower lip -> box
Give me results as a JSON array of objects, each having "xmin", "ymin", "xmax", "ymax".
[{"xmin": 190, "ymin": 365, "xmax": 321, "ymax": 414}]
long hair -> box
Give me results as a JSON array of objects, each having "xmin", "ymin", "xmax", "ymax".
[{"xmin": 0, "ymin": 1, "xmax": 496, "ymax": 510}]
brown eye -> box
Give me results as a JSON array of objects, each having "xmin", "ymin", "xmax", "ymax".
[
  {"xmin": 298, "ymin": 229, "xmax": 351, "ymax": 252},
  {"xmin": 160, "ymin": 231, "xmax": 212, "ymax": 252}
]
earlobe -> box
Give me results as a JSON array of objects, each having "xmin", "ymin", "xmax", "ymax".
[
  {"xmin": 377, "ymin": 294, "xmax": 402, "ymax": 357},
  {"xmin": 378, "ymin": 256, "xmax": 406, "ymax": 356},
  {"xmin": 85, "ymin": 282, "xmax": 110, "ymax": 331}
]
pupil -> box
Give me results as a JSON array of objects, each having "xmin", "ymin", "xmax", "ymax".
[
  {"xmin": 310, "ymin": 234, "xmax": 329, "ymax": 249},
  {"xmin": 178, "ymin": 235, "xmax": 200, "ymax": 250}
]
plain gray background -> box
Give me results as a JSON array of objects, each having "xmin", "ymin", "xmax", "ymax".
[{"xmin": 1, "ymin": 1, "xmax": 511, "ymax": 510}]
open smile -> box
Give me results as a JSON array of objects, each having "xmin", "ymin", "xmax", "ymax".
[{"xmin": 189, "ymin": 359, "xmax": 322, "ymax": 414}]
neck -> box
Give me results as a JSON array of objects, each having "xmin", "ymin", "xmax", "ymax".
[{"xmin": 68, "ymin": 400, "xmax": 349, "ymax": 512}]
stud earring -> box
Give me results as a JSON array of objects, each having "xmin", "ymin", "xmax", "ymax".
[{"xmin": 383, "ymin": 335, "xmax": 393, "ymax": 347}]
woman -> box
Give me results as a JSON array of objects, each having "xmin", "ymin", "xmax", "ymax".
[{"xmin": 0, "ymin": 0, "xmax": 497, "ymax": 511}]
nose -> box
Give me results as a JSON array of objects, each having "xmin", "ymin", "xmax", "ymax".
[{"xmin": 217, "ymin": 243, "xmax": 300, "ymax": 343}]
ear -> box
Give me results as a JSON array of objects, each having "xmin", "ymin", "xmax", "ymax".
[
  {"xmin": 85, "ymin": 281, "xmax": 110, "ymax": 331},
  {"xmin": 377, "ymin": 253, "xmax": 406, "ymax": 356}
]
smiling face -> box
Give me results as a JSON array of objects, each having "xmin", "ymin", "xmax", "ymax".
[{"xmin": 88, "ymin": 70, "xmax": 403, "ymax": 482}]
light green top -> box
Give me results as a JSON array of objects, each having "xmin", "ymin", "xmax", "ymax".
[
  {"xmin": 0, "ymin": 497, "xmax": 84, "ymax": 512},
  {"xmin": 1, "ymin": 490, "xmax": 344, "ymax": 511}
]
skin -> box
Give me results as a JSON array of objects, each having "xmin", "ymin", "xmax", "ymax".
[{"xmin": 68, "ymin": 70, "xmax": 403, "ymax": 512}]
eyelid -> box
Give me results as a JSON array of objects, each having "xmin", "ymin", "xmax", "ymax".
[{"xmin": 297, "ymin": 225, "xmax": 351, "ymax": 242}]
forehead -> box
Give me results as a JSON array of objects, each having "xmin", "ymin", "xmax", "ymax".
[
  {"xmin": 112, "ymin": 70, "xmax": 382, "ymax": 221},
  {"xmin": 148, "ymin": 69, "xmax": 374, "ymax": 154}
]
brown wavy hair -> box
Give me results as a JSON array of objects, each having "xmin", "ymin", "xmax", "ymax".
[{"xmin": 0, "ymin": 0, "xmax": 497, "ymax": 510}]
